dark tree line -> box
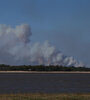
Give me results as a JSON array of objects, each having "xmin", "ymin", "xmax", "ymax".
[{"xmin": 0, "ymin": 64, "xmax": 89, "ymax": 71}]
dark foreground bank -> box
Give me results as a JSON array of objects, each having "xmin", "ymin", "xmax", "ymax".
[
  {"xmin": 0, "ymin": 73, "xmax": 90, "ymax": 94},
  {"xmin": 0, "ymin": 93, "xmax": 90, "ymax": 100}
]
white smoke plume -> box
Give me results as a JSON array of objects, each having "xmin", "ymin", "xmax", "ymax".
[{"xmin": 0, "ymin": 24, "xmax": 84, "ymax": 67}]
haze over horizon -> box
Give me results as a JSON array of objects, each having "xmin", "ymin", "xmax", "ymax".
[{"xmin": 0, "ymin": 0, "xmax": 90, "ymax": 67}]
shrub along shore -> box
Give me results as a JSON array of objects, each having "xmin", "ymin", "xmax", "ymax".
[{"xmin": 0, "ymin": 64, "xmax": 90, "ymax": 71}]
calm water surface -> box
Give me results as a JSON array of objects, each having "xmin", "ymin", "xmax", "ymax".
[{"xmin": 0, "ymin": 73, "xmax": 90, "ymax": 93}]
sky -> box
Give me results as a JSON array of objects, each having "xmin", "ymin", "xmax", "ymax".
[{"xmin": 0, "ymin": 0, "xmax": 90, "ymax": 66}]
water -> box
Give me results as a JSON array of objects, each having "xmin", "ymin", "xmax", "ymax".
[{"xmin": 0, "ymin": 73, "xmax": 90, "ymax": 94}]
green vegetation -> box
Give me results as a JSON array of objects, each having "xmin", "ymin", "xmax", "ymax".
[
  {"xmin": 0, "ymin": 64, "xmax": 89, "ymax": 71},
  {"xmin": 0, "ymin": 93, "xmax": 90, "ymax": 100}
]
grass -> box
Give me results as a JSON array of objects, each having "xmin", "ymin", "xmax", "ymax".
[{"xmin": 0, "ymin": 93, "xmax": 90, "ymax": 100}]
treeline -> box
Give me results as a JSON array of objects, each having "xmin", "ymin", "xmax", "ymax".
[{"xmin": 0, "ymin": 64, "xmax": 89, "ymax": 71}]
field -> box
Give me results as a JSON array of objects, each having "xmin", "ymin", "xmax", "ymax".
[{"xmin": 0, "ymin": 93, "xmax": 90, "ymax": 100}]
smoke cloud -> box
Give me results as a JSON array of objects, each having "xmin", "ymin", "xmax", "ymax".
[{"xmin": 0, "ymin": 24, "xmax": 84, "ymax": 67}]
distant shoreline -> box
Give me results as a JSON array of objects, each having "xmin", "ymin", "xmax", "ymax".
[{"xmin": 0, "ymin": 71, "xmax": 90, "ymax": 73}]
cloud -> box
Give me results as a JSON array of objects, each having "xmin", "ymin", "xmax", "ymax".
[{"xmin": 0, "ymin": 24, "xmax": 84, "ymax": 67}]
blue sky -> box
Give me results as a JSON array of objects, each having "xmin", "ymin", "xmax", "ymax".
[{"xmin": 0, "ymin": 0, "xmax": 90, "ymax": 66}]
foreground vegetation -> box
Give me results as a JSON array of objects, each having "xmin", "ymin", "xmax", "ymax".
[
  {"xmin": 0, "ymin": 64, "xmax": 90, "ymax": 71},
  {"xmin": 0, "ymin": 93, "xmax": 90, "ymax": 100}
]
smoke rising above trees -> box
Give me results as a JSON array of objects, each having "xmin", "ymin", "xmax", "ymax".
[{"xmin": 0, "ymin": 24, "xmax": 84, "ymax": 67}]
